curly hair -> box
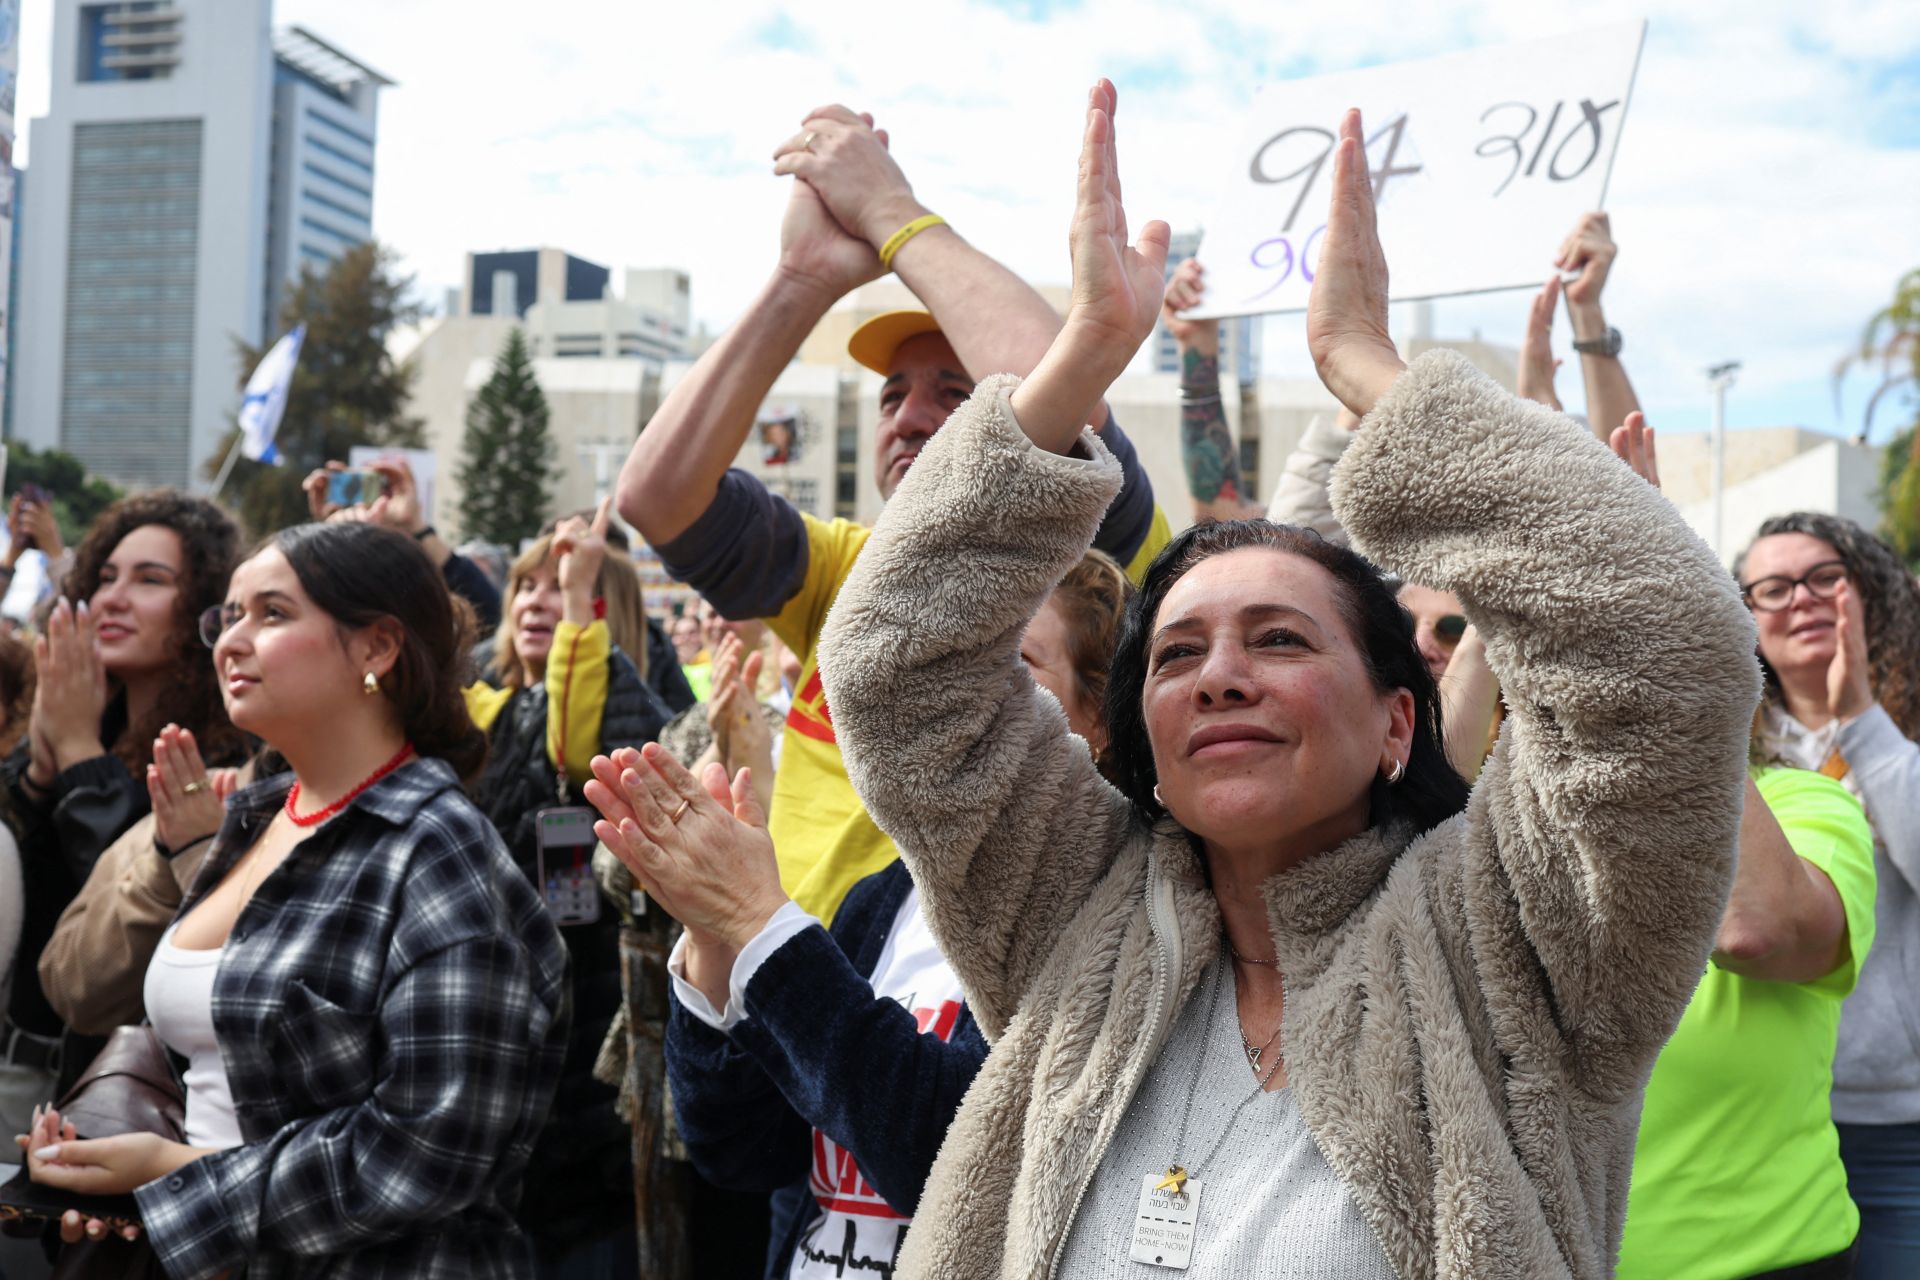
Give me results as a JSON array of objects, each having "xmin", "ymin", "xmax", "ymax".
[
  {"xmin": 1047, "ymin": 549, "xmax": 1133, "ymax": 760},
  {"xmin": 0, "ymin": 631, "xmax": 35, "ymax": 759},
  {"xmin": 62, "ymin": 489, "xmax": 245, "ymax": 773},
  {"xmin": 1737, "ymin": 512, "xmax": 1920, "ymax": 739}
]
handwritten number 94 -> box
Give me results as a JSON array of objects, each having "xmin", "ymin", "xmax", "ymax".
[
  {"xmin": 1476, "ymin": 98, "xmax": 1620, "ymax": 196},
  {"xmin": 1250, "ymin": 113, "xmax": 1422, "ymax": 233}
]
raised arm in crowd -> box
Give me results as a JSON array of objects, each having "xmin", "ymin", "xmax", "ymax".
[{"xmin": 813, "ymin": 86, "xmax": 1757, "ymax": 1278}]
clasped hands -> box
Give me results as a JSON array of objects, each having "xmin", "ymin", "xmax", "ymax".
[{"xmin": 27, "ymin": 597, "xmax": 111, "ymax": 790}]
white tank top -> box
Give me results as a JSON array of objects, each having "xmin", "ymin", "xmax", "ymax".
[{"xmin": 142, "ymin": 923, "xmax": 244, "ymax": 1150}]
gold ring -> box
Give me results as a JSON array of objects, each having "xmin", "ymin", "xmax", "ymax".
[
  {"xmin": 803, "ymin": 130, "xmax": 818, "ymax": 152},
  {"xmin": 181, "ymin": 778, "xmax": 212, "ymax": 796},
  {"xmin": 668, "ymin": 799, "xmax": 691, "ymax": 824}
]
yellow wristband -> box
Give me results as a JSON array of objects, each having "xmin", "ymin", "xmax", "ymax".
[{"xmin": 879, "ymin": 214, "xmax": 947, "ymax": 270}]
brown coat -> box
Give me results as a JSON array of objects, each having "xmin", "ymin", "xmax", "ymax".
[
  {"xmin": 40, "ymin": 813, "xmax": 218, "ymax": 1035},
  {"xmin": 816, "ymin": 352, "xmax": 1760, "ymax": 1279}
]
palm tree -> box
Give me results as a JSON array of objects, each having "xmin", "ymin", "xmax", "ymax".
[{"xmin": 1837, "ymin": 268, "xmax": 1920, "ymax": 563}]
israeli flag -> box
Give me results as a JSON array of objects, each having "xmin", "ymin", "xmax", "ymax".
[{"xmin": 237, "ymin": 324, "xmax": 306, "ymax": 464}]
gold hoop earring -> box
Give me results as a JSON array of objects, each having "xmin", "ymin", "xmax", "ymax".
[{"xmin": 363, "ymin": 671, "xmax": 380, "ymax": 696}]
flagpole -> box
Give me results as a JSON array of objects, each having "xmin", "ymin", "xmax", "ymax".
[{"xmin": 207, "ymin": 435, "xmax": 245, "ymax": 502}]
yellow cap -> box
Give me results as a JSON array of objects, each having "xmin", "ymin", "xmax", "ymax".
[{"xmin": 847, "ymin": 309, "xmax": 944, "ymax": 375}]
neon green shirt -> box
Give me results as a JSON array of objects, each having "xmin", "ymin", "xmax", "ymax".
[{"xmin": 1617, "ymin": 767, "xmax": 1877, "ymax": 1279}]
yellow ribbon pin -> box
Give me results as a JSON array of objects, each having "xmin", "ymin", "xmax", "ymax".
[{"xmin": 1155, "ymin": 1165, "xmax": 1189, "ymax": 1196}]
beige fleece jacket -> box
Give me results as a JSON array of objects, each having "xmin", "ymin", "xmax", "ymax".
[{"xmin": 816, "ymin": 350, "xmax": 1760, "ymax": 1280}]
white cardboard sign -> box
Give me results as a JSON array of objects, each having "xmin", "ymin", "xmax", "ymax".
[{"xmin": 1186, "ymin": 21, "xmax": 1646, "ymax": 319}]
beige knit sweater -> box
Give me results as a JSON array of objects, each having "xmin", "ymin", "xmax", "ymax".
[{"xmin": 816, "ymin": 351, "xmax": 1760, "ymax": 1279}]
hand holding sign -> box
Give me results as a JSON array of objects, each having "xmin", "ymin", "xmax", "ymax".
[{"xmin": 1187, "ymin": 21, "xmax": 1645, "ymax": 318}]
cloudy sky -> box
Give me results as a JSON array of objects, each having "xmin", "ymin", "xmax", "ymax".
[{"xmin": 16, "ymin": 0, "xmax": 1920, "ymax": 438}]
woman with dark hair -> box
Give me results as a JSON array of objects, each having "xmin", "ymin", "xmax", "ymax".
[
  {"xmin": 1738, "ymin": 511, "xmax": 1920, "ymax": 1280},
  {"xmin": 585, "ymin": 548, "xmax": 1134, "ymax": 1280},
  {"xmin": 24, "ymin": 519, "xmax": 569, "ymax": 1277},
  {"xmin": 1, "ymin": 491, "xmax": 244, "ymax": 1129},
  {"xmin": 783, "ymin": 91, "xmax": 1747, "ymax": 1277}
]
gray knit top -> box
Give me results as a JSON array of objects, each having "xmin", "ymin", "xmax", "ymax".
[{"xmin": 1057, "ymin": 955, "xmax": 1399, "ymax": 1277}]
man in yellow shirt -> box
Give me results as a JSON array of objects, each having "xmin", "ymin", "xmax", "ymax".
[{"xmin": 617, "ymin": 106, "xmax": 1167, "ymax": 923}]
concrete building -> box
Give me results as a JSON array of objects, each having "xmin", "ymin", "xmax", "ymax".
[
  {"xmin": 521, "ymin": 267, "xmax": 691, "ymax": 363},
  {"xmin": 13, "ymin": 0, "xmax": 387, "ymax": 487},
  {"xmin": 463, "ymin": 247, "xmax": 608, "ymax": 319}
]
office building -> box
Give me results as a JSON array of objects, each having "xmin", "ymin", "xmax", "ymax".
[
  {"xmin": 13, "ymin": 0, "xmax": 388, "ymax": 487},
  {"xmin": 463, "ymin": 248, "xmax": 609, "ymax": 319},
  {"xmin": 1155, "ymin": 230, "xmax": 1262, "ymax": 386}
]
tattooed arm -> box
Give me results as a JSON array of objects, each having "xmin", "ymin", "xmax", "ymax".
[{"xmin": 1165, "ymin": 258, "xmax": 1264, "ymax": 522}]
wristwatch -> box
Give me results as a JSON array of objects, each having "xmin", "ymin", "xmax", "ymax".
[{"xmin": 1572, "ymin": 326, "xmax": 1624, "ymax": 358}]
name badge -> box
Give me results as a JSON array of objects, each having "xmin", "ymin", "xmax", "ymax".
[{"xmin": 1130, "ymin": 1173, "xmax": 1203, "ymax": 1269}]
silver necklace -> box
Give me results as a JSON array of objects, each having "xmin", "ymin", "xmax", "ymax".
[{"xmin": 1161, "ymin": 945, "xmax": 1285, "ymax": 1196}]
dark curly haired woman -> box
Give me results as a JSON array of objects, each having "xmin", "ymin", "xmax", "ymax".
[
  {"xmin": 0, "ymin": 491, "xmax": 247, "ymax": 1083},
  {"xmin": 1739, "ymin": 512, "xmax": 1920, "ymax": 1280}
]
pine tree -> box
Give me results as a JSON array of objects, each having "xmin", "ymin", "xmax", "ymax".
[
  {"xmin": 457, "ymin": 329, "xmax": 556, "ymax": 545},
  {"xmin": 210, "ymin": 242, "xmax": 424, "ymax": 537}
]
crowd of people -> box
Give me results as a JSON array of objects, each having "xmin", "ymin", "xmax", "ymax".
[{"xmin": 0, "ymin": 82, "xmax": 1910, "ymax": 1280}]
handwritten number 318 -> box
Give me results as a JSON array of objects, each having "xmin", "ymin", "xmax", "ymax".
[{"xmin": 1477, "ymin": 98, "xmax": 1620, "ymax": 196}]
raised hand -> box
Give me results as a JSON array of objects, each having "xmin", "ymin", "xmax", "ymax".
[
  {"xmin": 582, "ymin": 743, "xmax": 788, "ymax": 950},
  {"xmin": 1827, "ymin": 579, "xmax": 1874, "ymax": 723},
  {"xmin": 365, "ymin": 457, "xmax": 426, "ymax": 535},
  {"xmin": 1009, "ymin": 81, "xmax": 1170, "ymax": 451},
  {"xmin": 1305, "ymin": 109, "xmax": 1406, "ymax": 418},
  {"xmin": 147, "ymin": 725, "xmax": 229, "ymax": 852},
  {"xmin": 775, "ymin": 105, "xmax": 924, "ymax": 255},
  {"xmin": 1608, "ymin": 411, "xmax": 1661, "ymax": 489},
  {"xmin": 1161, "ymin": 257, "xmax": 1216, "ymax": 352},
  {"xmin": 1517, "ymin": 276, "xmax": 1563, "ymax": 410},
  {"xmin": 553, "ymin": 498, "xmax": 611, "ymax": 624},
  {"xmin": 1067, "ymin": 80, "xmax": 1170, "ymax": 352},
  {"xmin": 302, "ymin": 462, "xmax": 348, "ymax": 522},
  {"xmin": 770, "ymin": 110, "xmax": 887, "ymax": 299},
  {"xmin": 1555, "ymin": 211, "xmax": 1617, "ymax": 308},
  {"xmin": 32, "ymin": 597, "xmax": 110, "ymax": 777}
]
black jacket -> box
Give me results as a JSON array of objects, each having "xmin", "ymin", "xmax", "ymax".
[{"xmin": 475, "ymin": 645, "xmax": 672, "ymax": 1246}]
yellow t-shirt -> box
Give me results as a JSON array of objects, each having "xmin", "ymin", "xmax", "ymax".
[{"xmin": 770, "ymin": 510, "xmax": 1168, "ymax": 923}]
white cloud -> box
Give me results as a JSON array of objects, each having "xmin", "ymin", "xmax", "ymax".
[{"xmin": 14, "ymin": 0, "xmax": 1920, "ymax": 436}]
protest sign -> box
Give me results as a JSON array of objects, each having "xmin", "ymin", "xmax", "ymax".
[{"xmin": 1185, "ymin": 21, "xmax": 1646, "ymax": 318}]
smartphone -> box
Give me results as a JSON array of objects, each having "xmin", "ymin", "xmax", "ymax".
[
  {"xmin": 16, "ymin": 483, "xmax": 48, "ymax": 549},
  {"xmin": 325, "ymin": 469, "xmax": 385, "ymax": 508},
  {"xmin": 535, "ymin": 806, "xmax": 603, "ymax": 927}
]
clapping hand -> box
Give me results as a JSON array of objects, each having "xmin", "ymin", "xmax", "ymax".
[
  {"xmin": 147, "ymin": 724, "xmax": 237, "ymax": 853},
  {"xmin": 704, "ymin": 632, "xmax": 764, "ymax": 762},
  {"xmin": 583, "ymin": 743, "xmax": 788, "ymax": 952},
  {"xmin": 30, "ymin": 598, "xmax": 110, "ymax": 785},
  {"xmin": 1305, "ymin": 109, "xmax": 1407, "ymax": 419},
  {"xmin": 1826, "ymin": 580, "xmax": 1874, "ymax": 723},
  {"xmin": 1010, "ymin": 81, "xmax": 1170, "ymax": 450},
  {"xmin": 1608, "ymin": 411, "xmax": 1661, "ymax": 489},
  {"xmin": 1517, "ymin": 276, "xmax": 1563, "ymax": 411}
]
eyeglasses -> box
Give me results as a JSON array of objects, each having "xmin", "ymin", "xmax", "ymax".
[
  {"xmin": 198, "ymin": 605, "xmax": 234, "ymax": 648},
  {"xmin": 1433, "ymin": 614, "xmax": 1467, "ymax": 646},
  {"xmin": 1740, "ymin": 560, "xmax": 1848, "ymax": 613}
]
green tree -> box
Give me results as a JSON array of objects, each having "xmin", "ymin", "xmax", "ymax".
[
  {"xmin": 208, "ymin": 242, "xmax": 424, "ymax": 537},
  {"xmin": 3, "ymin": 441, "xmax": 125, "ymax": 544},
  {"xmin": 1838, "ymin": 266, "xmax": 1920, "ymax": 563},
  {"xmin": 456, "ymin": 328, "xmax": 556, "ymax": 545}
]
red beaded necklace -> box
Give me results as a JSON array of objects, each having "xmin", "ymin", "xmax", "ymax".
[{"xmin": 284, "ymin": 742, "xmax": 416, "ymax": 828}]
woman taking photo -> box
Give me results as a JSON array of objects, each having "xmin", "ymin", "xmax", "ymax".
[
  {"xmin": 23, "ymin": 520, "xmax": 569, "ymax": 1277},
  {"xmin": 803, "ymin": 90, "xmax": 1754, "ymax": 1278},
  {"xmin": 1738, "ymin": 512, "xmax": 1920, "ymax": 1280}
]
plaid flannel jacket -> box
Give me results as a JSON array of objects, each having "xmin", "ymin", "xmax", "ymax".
[{"xmin": 132, "ymin": 758, "xmax": 571, "ymax": 1279}]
